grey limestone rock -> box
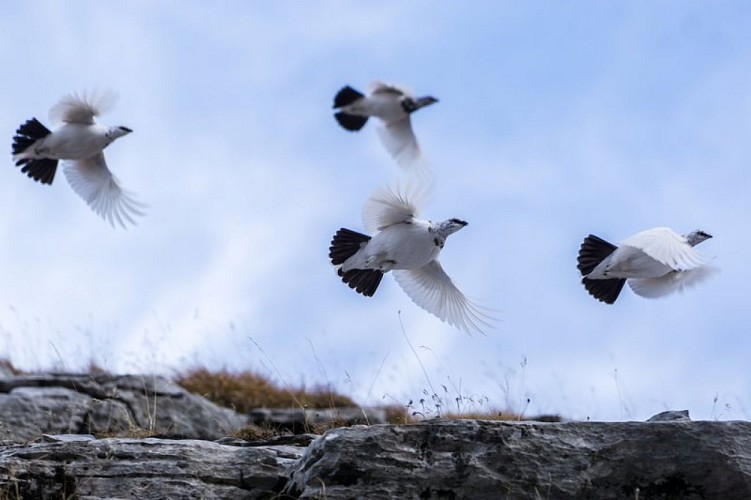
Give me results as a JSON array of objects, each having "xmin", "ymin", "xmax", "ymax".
[
  {"xmin": 0, "ymin": 373, "xmax": 249, "ymax": 442},
  {"xmin": 285, "ymin": 418, "xmax": 751, "ymax": 499},
  {"xmin": 0, "ymin": 436, "xmax": 304, "ymax": 499},
  {"xmin": 249, "ymin": 406, "xmax": 386, "ymax": 432}
]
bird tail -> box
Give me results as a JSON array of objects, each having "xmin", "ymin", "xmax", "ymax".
[
  {"xmin": 577, "ymin": 234, "xmax": 616, "ymax": 276},
  {"xmin": 333, "ymin": 86, "xmax": 365, "ymax": 108},
  {"xmin": 334, "ymin": 112, "xmax": 368, "ymax": 131},
  {"xmin": 338, "ymin": 268, "xmax": 384, "ymax": 297},
  {"xmin": 581, "ymin": 276, "xmax": 626, "ymax": 304},
  {"xmin": 333, "ymin": 86, "xmax": 369, "ymax": 131},
  {"xmin": 329, "ymin": 228, "xmax": 370, "ymax": 265},
  {"xmin": 13, "ymin": 118, "xmax": 51, "ymax": 156},
  {"xmin": 577, "ymin": 234, "xmax": 625, "ymax": 304},
  {"xmin": 329, "ymin": 228, "xmax": 384, "ymax": 296},
  {"xmin": 12, "ymin": 118, "xmax": 58, "ymax": 185}
]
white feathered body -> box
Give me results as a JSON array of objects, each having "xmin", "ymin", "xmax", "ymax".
[
  {"xmin": 588, "ymin": 245, "xmax": 675, "ymax": 279},
  {"xmin": 12, "ymin": 91, "xmax": 144, "ymax": 228},
  {"xmin": 587, "ymin": 227, "xmax": 704, "ymax": 280},
  {"xmin": 330, "ymin": 184, "xmax": 492, "ymax": 334},
  {"xmin": 341, "ymin": 220, "xmax": 443, "ymax": 273},
  {"xmin": 13, "ymin": 123, "xmax": 117, "ymax": 162},
  {"xmin": 579, "ymin": 226, "xmax": 715, "ymax": 302},
  {"xmin": 339, "ymin": 92, "xmax": 409, "ymax": 123}
]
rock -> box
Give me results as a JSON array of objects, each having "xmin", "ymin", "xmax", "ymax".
[
  {"xmin": 647, "ymin": 409, "xmax": 691, "ymax": 422},
  {"xmin": 285, "ymin": 418, "xmax": 751, "ymax": 499},
  {"xmin": 0, "ymin": 373, "xmax": 249, "ymax": 442},
  {"xmin": 0, "ymin": 436, "xmax": 305, "ymax": 499},
  {"xmin": 248, "ymin": 407, "xmax": 386, "ymax": 432},
  {"xmin": 2, "ymin": 374, "xmax": 749, "ymax": 499}
]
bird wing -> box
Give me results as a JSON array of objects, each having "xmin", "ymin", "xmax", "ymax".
[
  {"xmin": 362, "ymin": 183, "xmax": 430, "ymax": 233},
  {"xmin": 628, "ymin": 266, "xmax": 719, "ymax": 299},
  {"xmin": 376, "ymin": 117, "xmax": 422, "ymax": 169},
  {"xmin": 49, "ymin": 90, "xmax": 117, "ymax": 125},
  {"xmin": 369, "ymin": 81, "xmax": 410, "ymax": 97},
  {"xmin": 621, "ymin": 227, "xmax": 704, "ymax": 271},
  {"xmin": 63, "ymin": 153, "xmax": 145, "ymax": 228},
  {"xmin": 393, "ymin": 260, "xmax": 493, "ymax": 335}
]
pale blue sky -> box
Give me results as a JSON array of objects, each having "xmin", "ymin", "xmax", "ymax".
[{"xmin": 1, "ymin": 1, "xmax": 750, "ymax": 421}]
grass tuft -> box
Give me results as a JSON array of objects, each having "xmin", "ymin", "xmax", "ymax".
[{"xmin": 175, "ymin": 367, "xmax": 356, "ymax": 413}]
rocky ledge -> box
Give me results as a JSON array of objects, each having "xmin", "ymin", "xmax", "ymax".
[{"xmin": 0, "ymin": 374, "xmax": 750, "ymax": 499}]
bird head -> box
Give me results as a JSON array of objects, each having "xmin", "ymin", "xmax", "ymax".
[
  {"xmin": 685, "ymin": 230, "xmax": 712, "ymax": 247},
  {"xmin": 414, "ymin": 95, "xmax": 438, "ymax": 109},
  {"xmin": 436, "ymin": 218, "xmax": 468, "ymax": 237},
  {"xmin": 107, "ymin": 126, "xmax": 133, "ymax": 140},
  {"xmin": 402, "ymin": 95, "xmax": 439, "ymax": 113}
]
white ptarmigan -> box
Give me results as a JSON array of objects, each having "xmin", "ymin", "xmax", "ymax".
[
  {"xmin": 332, "ymin": 82, "xmax": 437, "ymax": 170},
  {"xmin": 577, "ymin": 227, "xmax": 716, "ymax": 304},
  {"xmin": 12, "ymin": 91, "xmax": 145, "ymax": 228},
  {"xmin": 329, "ymin": 184, "xmax": 492, "ymax": 334}
]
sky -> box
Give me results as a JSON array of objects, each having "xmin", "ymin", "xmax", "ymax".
[{"xmin": 1, "ymin": 1, "xmax": 750, "ymax": 422}]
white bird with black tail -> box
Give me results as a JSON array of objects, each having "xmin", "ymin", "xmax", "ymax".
[
  {"xmin": 332, "ymin": 82, "xmax": 437, "ymax": 170},
  {"xmin": 577, "ymin": 227, "xmax": 716, "ymax": 304},
  {"xmin": 329, "ymin": 184, "xmax": 492, "ymax": 334},
  {"xmin": 12, "ymin": 91, "xmax": 145, "ymax": 228}
]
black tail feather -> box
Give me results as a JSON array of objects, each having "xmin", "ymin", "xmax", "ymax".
[
  {"xmin": 333, "ymin": 85, "xmax": 365, "ymax": 108},
  {"xmin": 16, "ymin": 158, "xmax": 58, "ymax": 185},
  {"xmin": 582, "ymin": 277, "xmax": 626, "ymax": 305},
  {"xmin": 12, "ymin": 118, "xmax": 51, "ymax": 155},
  {"xmin": 577, "ymin": 234, "xmax": 617, "ymax": 276},
  {"xmin": 338, "ymin": 268, "xmax": 384, "ymax": 297},
  {"xmin": 334, "ymin": 112, "xmax": 368, "ymax": 131},
  {"xmin": 329, "ymin": 228, "xmax": 370, "ymax": 265}
]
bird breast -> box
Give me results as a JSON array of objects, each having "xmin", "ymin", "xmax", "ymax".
[
  {"xmin": 589, "ymin": 246, "xmax": 675, "ymax": 279},
  {"xmin": 342, "ymin": 223, "xmax": 442, "ymax": 272},
  {"xmin": 348, "ymin": 94, "xmax": 408, "ymax": 123},
  {"xmin": 43, "ymin": 123, "xmax": 114, "ymax": 160}
]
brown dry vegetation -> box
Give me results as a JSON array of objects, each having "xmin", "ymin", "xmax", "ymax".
[{"xmin": 174, "ymin": 367, "xmax": 357, "ymax": 413}]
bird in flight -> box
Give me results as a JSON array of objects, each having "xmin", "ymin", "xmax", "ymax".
[
  {"xmin": 329, "ymin": 184, "xmax": 492, "ymax": 334},
  {"xmin": 12, "ymin": 91, "xmax": 145, "ymax": 228},
  {"xmin": 332, "ymin": 82, "xmax": 437, "ymax": 171},
  {"xmin": 577, "ymin": 227, "xmax": 716, "ymax": 304}
]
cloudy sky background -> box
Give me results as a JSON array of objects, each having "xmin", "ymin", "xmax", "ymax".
[{"xmin": 1, "ymin": 1, "xmax": 749, "ymax": 421}]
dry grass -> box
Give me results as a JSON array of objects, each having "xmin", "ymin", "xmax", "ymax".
[
  {"xmin": 175, "ymin": 367, "xmax": 357, "ymax": 413},
  {"xmin": 1, "ymin": 358, "xmax": 550, "ymax": 427},
  {"xmin": 442, "ymin": 411, "xmax": 561, "ymax": 422},
  {"xmin": 0, "ymin": 359, "xmax": 23, "ymax": 376}
]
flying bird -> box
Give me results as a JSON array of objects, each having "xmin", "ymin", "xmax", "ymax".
[
  {"xmin": 577, "ymin": 227, "xmax": 716, "ymax": 304},
  {"xmin": 12, "ymin": 91, "xmax": 145, "ymax": 228},
  {"xmin": 332, "ymin": 82, "xmax": 438, "ymax": 170},
  {"xmin": 329, "ymin": 184, "xmax": 492, "ymax": 334}
]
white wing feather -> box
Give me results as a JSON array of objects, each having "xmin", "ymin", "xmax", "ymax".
[
  {"xmin": 63, "ymin": 154, "xmax": 145, "ymax": 229},
  {"xmin": 49, "ymin": 90, "xmax": 117, "ymax": 125},
  {"xmin": 621, "ymin": 227, "xmax": 704, "ymax": 270},
  {"xmin": 628, "ymin": 266, "xmax": 719, "ymax": 299},
  {"xmin": 369, "ymin": 81, "xmax": 411, "ymax": 97},
  {"xmin": 362, "ymin": 183, "xmax": 432, "ymax": 233},
  {"xmin": 393, "ymin": 261, "xmax": 493, "ymax": 335},
  {"xmin": 376, "ymin": 118, "xmax": 421, "ymax": 169}
]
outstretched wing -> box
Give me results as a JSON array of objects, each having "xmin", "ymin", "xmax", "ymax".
[
  {"xmin": 393, "ymin": 260, "xmax": 494, "ymax": 335},
  {"xmin": 621, "ymin": 227, "xmax": 704, "ymax": 271},
  {"xmin": 49, "ymin": 90, "xmax": 117, "ymax": 125},
  {"xmin": 376, "ymin": 118, "xmax": 422, "ymax": 169},
  {"xmin": 369, "ymin": 81, "xmax": 410, "ymax": 97},
  {"xmin": 63, "ymin": 153, "xmax": 145, "ymax": 228},
  {"xmin": 362, "ymin": 182, "xmax": 431, "ymax": 233},
  {"xmin": 628, "ymin": 266, "xmax": 719, "ymax": 299}
]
